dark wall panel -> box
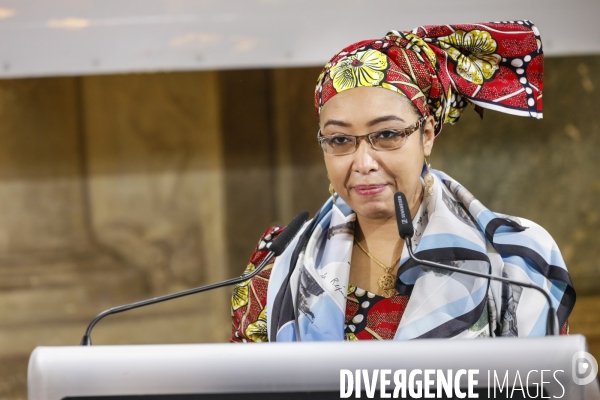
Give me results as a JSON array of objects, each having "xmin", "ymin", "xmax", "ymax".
[{"xmin": 219, "ymin": 69, "xmax": 277, "ymax": 276}]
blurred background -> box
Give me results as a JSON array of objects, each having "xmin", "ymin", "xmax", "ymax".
[{"xmin": 0, "ymin": 0, "xmax": 599, "ymax": 398}]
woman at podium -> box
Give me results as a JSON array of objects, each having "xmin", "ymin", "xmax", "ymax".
[{"xmin": 231, "ymin": 21, "xmax": 575, "ymax": 342}]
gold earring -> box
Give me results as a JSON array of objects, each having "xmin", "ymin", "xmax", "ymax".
[
  {"xmin": 329, "ymin": 183, "xmax": 336, "ymax": 204},
  {"xmin": 424, "ymin": 157, "xmax": 434, "ymax": 197}
]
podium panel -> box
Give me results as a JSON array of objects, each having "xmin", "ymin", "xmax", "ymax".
[
  {"xmin": 56, "ymin": 390, "xmax": 543, "ymax": 400},
  {"xmin": 29, "ymin": 335, "xmax": 600, "ymax": 399}
]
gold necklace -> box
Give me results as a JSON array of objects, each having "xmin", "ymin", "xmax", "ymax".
[{"xmin": 354, "ymin": 240, "xmax": 401, "ymax": 298}]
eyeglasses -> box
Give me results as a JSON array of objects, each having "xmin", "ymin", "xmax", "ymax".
[{"xmin": 317, "ymin": 116, "xmax": 426, "ymax": 156}]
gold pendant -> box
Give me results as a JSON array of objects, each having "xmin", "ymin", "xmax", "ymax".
[
  {"xmin": 381, "ymin": 288, "xmax": 398, "ymax": 298},
  {"xmin": 378, "ymin": 272, "xmax": 396, "ymax": 291}
]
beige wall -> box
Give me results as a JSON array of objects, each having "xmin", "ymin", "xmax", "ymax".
[
  {"xmin": 0, "ymin": 55, "xmax": 598, "ymax": 398},
  {"xmin": 0, "ymin": 72, "xmax": 230, "ymax": 398}
]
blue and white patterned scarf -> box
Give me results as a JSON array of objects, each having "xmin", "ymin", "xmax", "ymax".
[{"xmin": 266, "ymin": 170, "xmax": 575, "ymax": 341}]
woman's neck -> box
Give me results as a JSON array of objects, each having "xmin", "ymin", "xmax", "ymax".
[
  {"xmin": 349, "ymin": 188, "xmax": 423, "ymax": 294},
  {"xmin": 354, "ymin": 187, "xmax": 423, "ymax": 262},
  {"xmin": 354, "ymin": 214, "xmax": 404, "ymax": 263}
]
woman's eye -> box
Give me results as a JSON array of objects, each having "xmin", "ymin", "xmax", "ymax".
[
  {"xmin": 329, "ymin": 136, "xmax": 352, "ymax": 146},
  {"xmin": 374, "ymin": 130, "xmax": 402, "ymax": 140}
]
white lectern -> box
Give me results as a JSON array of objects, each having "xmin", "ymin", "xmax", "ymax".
[{"xmin": 29, "ymin": 335, "xmax": 600, "ymax": 399}]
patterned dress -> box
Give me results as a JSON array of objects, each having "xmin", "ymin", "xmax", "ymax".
[
  {"xmin": 344, "ymin": 286, "xmax": 409, "ymax": 340},
  {"xmin": 230, "ymin": 226, "xmax": 567, "ymax": 342}
]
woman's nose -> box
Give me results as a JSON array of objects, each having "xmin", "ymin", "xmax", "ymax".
[{"xmin": 352, "ymin": 138, "xmax": 379, "ymax": 174}]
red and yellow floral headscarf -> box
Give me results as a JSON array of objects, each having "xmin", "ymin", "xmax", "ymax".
[{"xmin": 315, "ymin": 20, "xmax": 543, "ymax": 135}]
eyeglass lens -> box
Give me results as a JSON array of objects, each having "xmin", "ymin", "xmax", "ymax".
[
  {"xmin": 320, "ymin": 129, "xmax": 408, "ymax": 155},
  {"xmin": 319, "ymin": 117, "xmax": 424, "ymax": 155}
]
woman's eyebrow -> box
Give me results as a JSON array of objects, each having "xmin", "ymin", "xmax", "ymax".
[
  {"xmin": 323, "ymin": 115, "xmax": 406, "ymax": 129},
  {"xmin": 367, "ymin": 115, "xmax": 406, "ymax": 127},
  {"xmin": 323, "ymin": 119, "xmax": 352, "ymax": 129}
]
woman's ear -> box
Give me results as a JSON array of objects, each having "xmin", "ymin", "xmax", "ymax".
[{"xmin": 422, "ymin": 115, "xmax": 436, "ymax": 156}]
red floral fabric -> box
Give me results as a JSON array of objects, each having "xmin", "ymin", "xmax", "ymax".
[
  {"xmin": 345, "ymin": 287, "xmax": 409, "ymax": 340},
  {"xmin": 230, "ymin": 226, "xmax": 282, "ymax": 343},
  {"xmin": 315, "ymin": 20, "xmax": 544, "ymax": 135}
]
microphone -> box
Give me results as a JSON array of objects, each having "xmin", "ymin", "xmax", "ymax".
[
  {"xmin": 393, "ymin": 192, "xmax": 559, "ymax": 336},
  {"xmin": 394, "ymin": 192, "xmax": 414, "ymax": 240},
  {"xmin": 80, "ymin": 210, "xmax": 310, "ymax": 346}
]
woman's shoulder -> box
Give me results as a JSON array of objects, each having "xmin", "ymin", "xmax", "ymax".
[
  {"xmin": 230, "ymin": 226, "xmax": 285, "ymax": 343},
  {"xmin": 495, "ymin": 214, "xmax": 563, "ymax": 255},
  {"xmin": 502, "ymin": 214, "xmax": 553, "ymax": 235}
]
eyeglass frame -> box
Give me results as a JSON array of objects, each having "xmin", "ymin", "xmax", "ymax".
[{"xmin": 316, "ymin": 115, "xmax": 427, "ymax": 156}]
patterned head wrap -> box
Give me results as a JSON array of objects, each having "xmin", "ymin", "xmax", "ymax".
[{"xmin": 315, "ymin": 20, "xmax": 544, "ymax": 135}]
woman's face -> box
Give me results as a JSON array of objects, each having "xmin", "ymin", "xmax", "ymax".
[{"xmin": 319, "ymin": 86, "xmax": 435, "ymax": 221}]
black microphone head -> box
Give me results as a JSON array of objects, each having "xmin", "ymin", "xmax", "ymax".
[
  {"xmin": 269, "ymin": 210, "xmax": 309, "ymax": 256},
  {"xmin": 394, "ymin": 192, "xmax": 414, "ymax": 239}
]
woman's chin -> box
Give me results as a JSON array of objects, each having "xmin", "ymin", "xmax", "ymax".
[{"xmin": 352, "ymin": 202, "xmax": 395, "ymax": 221}]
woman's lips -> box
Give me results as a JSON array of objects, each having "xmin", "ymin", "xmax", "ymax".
[{"xmin": 352, "ymin": 184, "xmax": 388, "ymax": 196}]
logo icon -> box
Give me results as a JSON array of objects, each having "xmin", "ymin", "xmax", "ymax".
[{"xmin": 572, "ymin": 351, "xmax": 598, "ymax": 385}]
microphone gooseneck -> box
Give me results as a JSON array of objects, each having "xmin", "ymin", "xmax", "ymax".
[
  {"xmin": 393, "ymin": 192, "xmax": 559, "ymax": 336},
  {"xmin": 80, "ymin": 210, "xmax": 309, "ymax": 346}
]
